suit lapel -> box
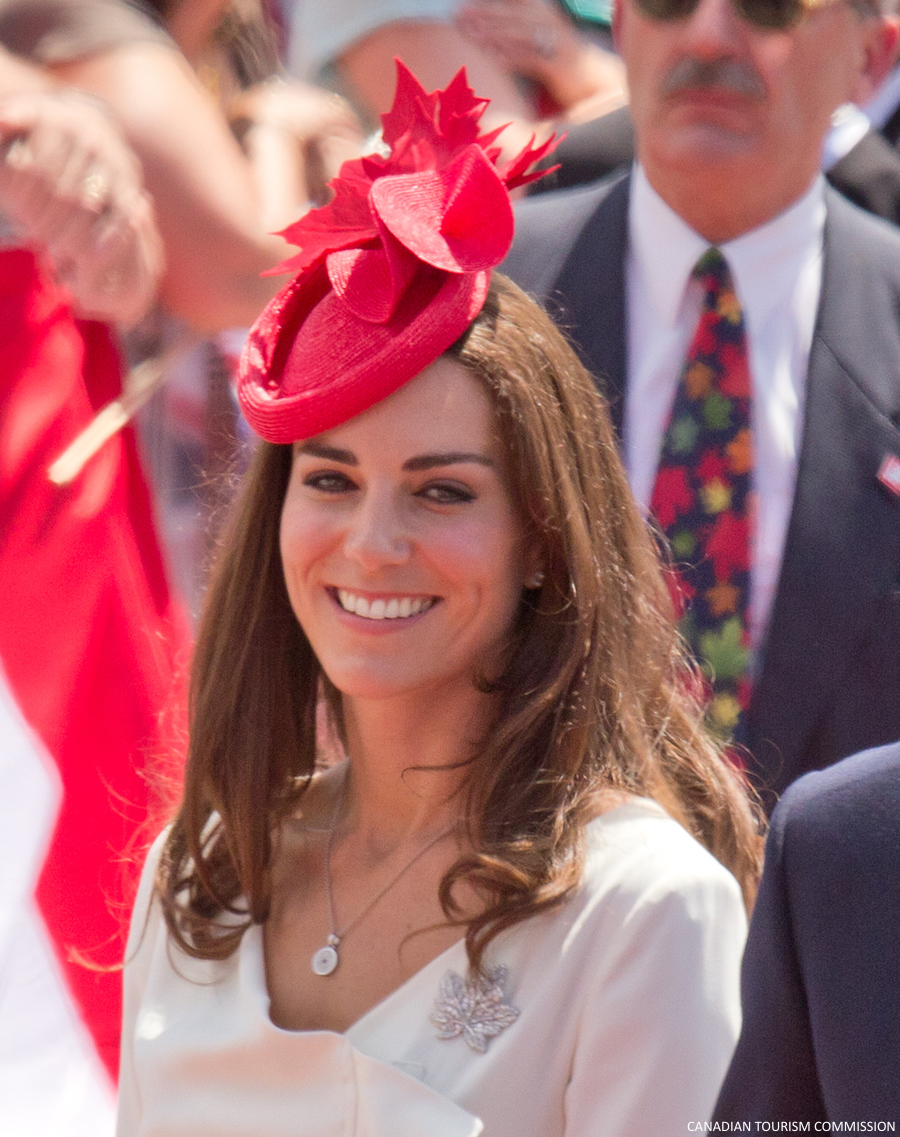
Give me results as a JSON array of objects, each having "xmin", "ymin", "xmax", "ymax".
[
  {"xmin": 554, "ymin": 175, "xmax": 630, "ymax": 434},
  {"xmin": 748, "ymin": 192, "xmax": 900, "ymax": 787}
]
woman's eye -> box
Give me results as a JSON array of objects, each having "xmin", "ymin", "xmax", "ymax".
[
  {"xmin": 303, "ymin": 470, "xmax": 357, "ymax": 493},
  {"xmin": 419, "ymin": 482, "xmax": 476, "ymax": 505}
]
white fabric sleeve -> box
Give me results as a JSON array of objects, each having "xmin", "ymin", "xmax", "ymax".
[
  {"xmin": 564, "ymin": 857, "xmax": 747, "ymax": 1137},
  {"xmin": 115, "ymin": 829, "xmax": 169, "ymax": 1137}
]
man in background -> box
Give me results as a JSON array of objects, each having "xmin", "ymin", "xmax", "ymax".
[{"xmin": 505, "ymin": 0, "xmax": 900, "ymax": 801}]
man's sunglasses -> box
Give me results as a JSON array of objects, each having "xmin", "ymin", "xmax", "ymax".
[{"xmin": 633, "ymin": 0, "xmax": 872, "ymax": 30}]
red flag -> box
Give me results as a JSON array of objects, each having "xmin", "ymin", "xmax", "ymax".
[{"xmin": 0, "ymin": 249, "xmax": 188, "ymax": 1088}]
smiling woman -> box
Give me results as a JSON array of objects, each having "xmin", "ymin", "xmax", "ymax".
[{"xmin": 116, "ymin": 64, "xmax": 763, "ymax": 1137}]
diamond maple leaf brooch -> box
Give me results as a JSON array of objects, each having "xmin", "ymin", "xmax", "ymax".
[{"xmin": 431, "ymin": 965, "xmax": 520, "ymax": 1053}]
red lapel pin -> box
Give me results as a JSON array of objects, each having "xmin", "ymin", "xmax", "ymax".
[{"xmin": 877, "ymin": 453, "xmax": 900, "ymax": 498}]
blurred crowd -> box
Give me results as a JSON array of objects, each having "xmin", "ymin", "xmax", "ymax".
[{"xmin": 3, "ymin": 0, "xmax": 900, "ymax": 1132}]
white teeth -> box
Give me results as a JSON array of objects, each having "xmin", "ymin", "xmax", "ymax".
[{"xmin": 336, "ymin": 590, "xmax": 433, "ymax": 620}]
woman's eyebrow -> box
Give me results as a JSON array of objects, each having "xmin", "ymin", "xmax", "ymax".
[
  {"xmin": 403, "ymin": 452, "xmax": 495, "ymax": 472},
  {"xmin": 297, "ymin": 443, "xmax": 494, "ymax": 471},
  {"xmin": 297, "ymin": 441, "xmax": 357, "ymax": 464}
]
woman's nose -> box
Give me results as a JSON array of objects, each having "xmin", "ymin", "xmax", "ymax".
[{"xmin": 342, "ymin": 488, "xmax": 411, "ymax": 570}]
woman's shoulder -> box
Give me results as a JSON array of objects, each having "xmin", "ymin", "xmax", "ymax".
[
  {"xmin": 132, "ymin": 824, "xmax": 169, "ymax": 902},
  {"xmin": 131, "ymin": 813, "xmax": 247, "ymax": 931},
  {"xmin": 125, "ymin": 826, "xmax": 171, "ymax": 945},
  {"xmin": 579, "ymin": 797, "xmax": 746, "ymax": 917},
  {"xmin": 125, "ymin": 819, "xmax": 252, "ymax": 993}
]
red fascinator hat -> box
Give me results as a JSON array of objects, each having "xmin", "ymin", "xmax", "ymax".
[{"xmin": 237, "ymin": 62, "xmax": 556, "ymax": 444}]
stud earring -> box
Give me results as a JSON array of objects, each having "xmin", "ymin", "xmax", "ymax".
[{"xmin": 526, "ymin": 570, "xmax": 545, "ymax": 590}]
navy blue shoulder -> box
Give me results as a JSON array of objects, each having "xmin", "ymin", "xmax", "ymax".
[
  {"xmin": 779, "ymin": 739, "xmax": 900, "ymax": 817},
  {"xmin": 772, "ymin": 741, "xmax": 900, "ymax": 879}
]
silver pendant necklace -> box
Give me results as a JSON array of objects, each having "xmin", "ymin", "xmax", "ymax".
[{"xmin": 310, "ymin": 774, "xmax": 456, "ymax": 977}]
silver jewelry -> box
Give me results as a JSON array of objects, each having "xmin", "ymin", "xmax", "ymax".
[
  {"xmin": 526, "ymin": 569, "xmax": 545, "ymax": 590},
  {"xmin": 431, "ymin": 965, "xmax": 520, "ymax": 1053},
  {"xmin": 311, "ymin": 772, "xmax": 455, "ymax": 977}
]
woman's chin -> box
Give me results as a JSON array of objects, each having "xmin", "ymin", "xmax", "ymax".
[
  {"xmin": 320, "ymin": 662, "xmax": 473, "ymax": 707},
  {"xmin": 321, "ymin": 665, "xmax": 432, "ymax": 704}
]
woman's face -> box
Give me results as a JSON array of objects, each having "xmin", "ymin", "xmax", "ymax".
[{"xmin": 280, "ymin": 356, "xmax": 535, "ymax": 703}]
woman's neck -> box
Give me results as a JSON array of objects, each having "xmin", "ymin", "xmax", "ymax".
[{"xmin": 335, "ymin": 686, "xmax": 494, "ymax": 850}]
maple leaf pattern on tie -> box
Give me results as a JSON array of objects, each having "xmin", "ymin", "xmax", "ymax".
[{"xmin": 650, "ymin": 247, "xmax": 755, "ymax": 741}]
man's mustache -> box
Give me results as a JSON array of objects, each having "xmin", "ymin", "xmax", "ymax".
[{"xmin": 660, "ymin": 56, "xmax": 767, "ymax": 100}]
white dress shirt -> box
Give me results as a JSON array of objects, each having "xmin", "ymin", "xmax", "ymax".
[{"xmin": 625, "ymin": 166, "xmax": 825, "ymax": 655}]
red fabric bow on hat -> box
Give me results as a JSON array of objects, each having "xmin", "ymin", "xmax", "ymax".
[{"xmin": 238, "ymin": 61, "xmax": 556, "ymax": 444}]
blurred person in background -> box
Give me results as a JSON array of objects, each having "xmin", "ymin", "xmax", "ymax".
[
  {"xmin": 278, "ymin": 0, "xmax": 632, "ymax": 183},
  {"xmin": 278, "ymin": 0, "xmax": 545, "ymax": 155},
  {"xmin": 455, "ymin": 0, "xmax": 627, "ymax": 123},
  {"xmin": 0, "ymin": 43, "xmax": 186, "ymax": 1137}
]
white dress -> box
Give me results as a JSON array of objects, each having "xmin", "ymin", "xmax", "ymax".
[{"xmin": 116, "ymin": 799, "xmax": 747, "ymax": 1137}]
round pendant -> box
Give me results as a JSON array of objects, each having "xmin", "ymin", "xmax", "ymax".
[{"xmin": 311, "ymin": 944, "xmax": 339, "ymax": 976}]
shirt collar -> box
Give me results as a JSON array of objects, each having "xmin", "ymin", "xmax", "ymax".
[
  {"xmin": 629, "ymin": 165, "xmax": 826, "ymax": 333},
  {"xmin": 822, "ymin": 103, "xmax": 870, "ymax": 172},
  {"xmin": 864, "ymin": 63, "xmax": 900, "ymax": 131}
]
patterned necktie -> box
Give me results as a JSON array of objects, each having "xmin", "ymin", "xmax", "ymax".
[{"xmin": 650, "ymin": 247, "xmax": 755, "ymax": 741}]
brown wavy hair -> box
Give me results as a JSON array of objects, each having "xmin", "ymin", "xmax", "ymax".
[{"xmin": 157, "ymin": 273, "xmax": 763, "ymax": 966}]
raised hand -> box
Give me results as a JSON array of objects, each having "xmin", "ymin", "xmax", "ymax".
[{"xmin": 0, "ymin": 89, "xmax": 162, "ymax": 326}]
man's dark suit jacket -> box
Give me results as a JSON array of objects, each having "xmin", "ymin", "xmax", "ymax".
[
  {"xmin": 503, "ymin": 175, "xmax": 900, "ymax": 798},
  {"xmin": 714, "ymin": 741, "xmax": 900, "ymax": 1120},
  {"xmin": 827, "ymin": 127, "xmax": 900, "ymax": 226},
  {"xmin": 530, "ymin": 106, "xmax": 635, "ymax": 191},
  {"xmin": 531, "ymin": 107, "xmax": 900, "ymax": 227}
]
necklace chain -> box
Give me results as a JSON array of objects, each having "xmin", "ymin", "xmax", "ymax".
[{"xmin": 310, "ymin": 771, "xmax": 455, "ymax": 977}]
